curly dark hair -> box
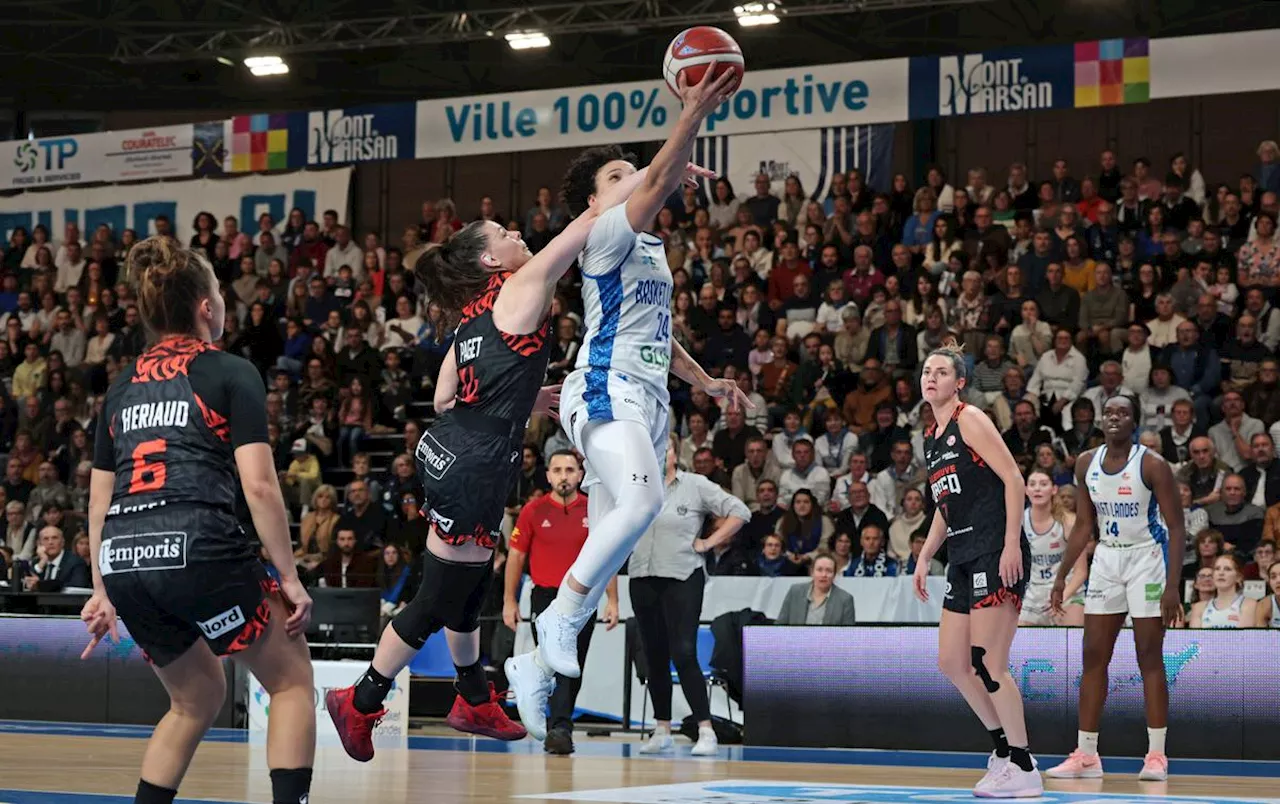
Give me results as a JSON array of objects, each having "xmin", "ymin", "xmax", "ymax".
[
  {"xmin": 411, "ymin": 221, "xmax": 491, "ymax": 315},
  {"xmin": 559, "ymin": 144, "xmax": 638, "ymax": 217}
]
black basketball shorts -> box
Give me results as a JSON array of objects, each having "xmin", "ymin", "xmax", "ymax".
[
  {"xmin": 100, "ymin": 511, "xmax": 276, "ymax": 667},
  {"xmin": 414, "ymin": 410, "xmax": 521, "ymax": 551},
  {"xmin": 942, "ymin": 543, "xmax": 1032, "ymax": 615}
]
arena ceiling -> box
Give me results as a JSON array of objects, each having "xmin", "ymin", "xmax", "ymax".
[{"xmin": 0, "ymin": 0, "xmax": 1276, "ymax": 117}]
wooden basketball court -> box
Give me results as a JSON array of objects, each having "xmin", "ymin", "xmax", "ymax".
[{"xmin": 2, "ymin": 722, "xmax": 1277, "ymax": 804}]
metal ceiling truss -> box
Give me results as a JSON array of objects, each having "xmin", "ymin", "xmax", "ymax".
[{"xmin": 109, "ymin": 0, "xmax": 996, "ymax": 64}]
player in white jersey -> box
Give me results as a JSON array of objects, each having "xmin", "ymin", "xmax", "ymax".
[
  {"xmin": 1048, "ymin": 395, "xmax": 1184, "ymax": 782},
  {"xmin": 1019, "ymin": 469, "xmax": 1088, "ymax": 626},
  {"xmin": 505, "ymin": 64, "xmax": 748, "ymax": 742},
  {"xmin": 1188, "ymin": 554, "xmax": 1257, "ymax": 628}
]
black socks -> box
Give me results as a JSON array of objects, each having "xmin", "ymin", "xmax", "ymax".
[
  {"xmin": 988, "ymin": 727, "xmax": 1010, "ymax": 758},
  {"xmin": 135, "ymin": 780, "xmax": 177, "ymax": 804},
  {"xmin": 270, "ymin": 767, "xmax": 313, "ymax": 804},
  {"xmin": 353, "ymin": 666, "xmax": 393, "ymax": 714},
  {"xmin": 455, "ymin": 660, "xmax": 491, "ymax": 706},
  {"xmin": 1009, "ymin": 746, "xmax": 1034, "ymax": 772}
]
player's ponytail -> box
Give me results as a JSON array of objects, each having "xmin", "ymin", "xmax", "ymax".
[
  {"xmin": 128, "ymin": 236, "xmax": 216, "ymax": 337},
  {"xmin": 412, "ymin": 222, "xmax": 490, "ymax": 316}
]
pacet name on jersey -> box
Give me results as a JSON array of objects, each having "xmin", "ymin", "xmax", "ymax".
[{"xmin": 119, "ymin": 401, "xmax": 189, "ymax": 434}]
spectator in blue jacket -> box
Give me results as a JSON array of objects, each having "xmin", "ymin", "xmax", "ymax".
[{"xmin": 1163, "ymin": 320, "xmax": 1220, "ymax": 424}]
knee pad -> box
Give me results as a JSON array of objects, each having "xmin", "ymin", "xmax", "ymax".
[
  {"xmin": 971, "ymin": 646, "xmax": 1000, "ymax": 693},
  {"xmin": 391, "ymin": 550, "xmax": 492, "ymax": 649}
]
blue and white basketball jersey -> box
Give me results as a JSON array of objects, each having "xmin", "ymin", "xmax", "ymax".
[
  {"xmin": 575, "ymin": 203, "xmax": 673, "ymax": 402},
  {"xmin": 1085, "ymin": 444, "xmax": 1168, "ymax": 549}
]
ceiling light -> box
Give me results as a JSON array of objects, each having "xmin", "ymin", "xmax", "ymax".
[
  {"xmin": 735, "ymin": 2, "xmax": 781, "ymax": 26},
  {"xmin": 244, "ymin": 55, "xmax": 289, "ymax": 76},
  {"xmin": 505, "ymin": 31, "xmax": 550, "ymax": 50},
  {"xmin": 215, "ymin": 56, "xmax": 235, "ymax": 67}
]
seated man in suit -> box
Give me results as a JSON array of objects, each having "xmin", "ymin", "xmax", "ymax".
[
  {"xmin": 22, "ymin": 525, "xmax": 90, "ymax": 591},
  {"xmin": 319, "ymin": 528, "xmax": 379, "ymax": 588},
  {"xmin": 775, "ymin": 553, "xmax": 857, "ymax": 625}
]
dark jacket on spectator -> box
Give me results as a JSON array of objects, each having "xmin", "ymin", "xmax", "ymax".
[
  {"xmin": 319, "ymin": 550, "xmax": 379, "ymax": 588},
  {"xmin": 1035, "ymin": 284, "xmax": 1081, "ymax": 330},
  {"xmin": 833, "ymin": 504, "xmax": 890, "ymax": 540},
  {"xmin": 1241, "ymin": 461, "xmax": 1280, "ymax": 509},
  {"xmin": 867, "ymin": 324, "xmax": 919, "ymax": 372}
]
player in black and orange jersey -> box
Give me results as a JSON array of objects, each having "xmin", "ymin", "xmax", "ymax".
[
  {"xmin": 325, "ymin": 153, "xmax": 714, "ymax": 762},
  {"xmin": 914, "ymin": 346, "xmax": 1040, "ymax": 799},
  {"xmin": 80, "ymin": 237, "xmax": 316, "ymax": 804}
]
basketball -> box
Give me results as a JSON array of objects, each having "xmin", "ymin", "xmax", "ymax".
[{"xmin": 662, "ymin": 26, "xmax": 745, "ymax": 98}]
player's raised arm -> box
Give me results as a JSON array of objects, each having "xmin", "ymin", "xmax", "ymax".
[{"xmin": 622, "ymin": 66, "xmax": 736, "ymax": 234}]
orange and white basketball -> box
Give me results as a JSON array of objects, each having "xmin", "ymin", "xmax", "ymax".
[{"xmin": 662, "ymin": 26, "xmax": 745, "ymax": 98}]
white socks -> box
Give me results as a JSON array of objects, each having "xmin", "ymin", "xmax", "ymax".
[
  {"xmin": 1147, "ymin": 727, "xmax": 1167, "ymax": 755},
  {"xmin": 1078, "ymin": 730, "xmax": 1099, "ymax": 756},
  {"xmin": 552, "ymin": 578, "xmax": 588, "ymax": 616}
]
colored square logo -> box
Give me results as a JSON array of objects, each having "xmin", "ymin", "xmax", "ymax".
[
  {"xmin": 1073, "ymin": 37, "xmax": 1149, "ymax": 108},
  {"xmin": 1145, "ymin": 583, "xmax": 1163, "ymax": 602},
  {"xmin": 226, "ymin": 113, "xmax": 290, "ymax": 172}
]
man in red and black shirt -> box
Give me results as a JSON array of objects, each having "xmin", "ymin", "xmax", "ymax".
[{"xmin": 503, "ymin": 449, "xmax": 618, "ymax": 755}]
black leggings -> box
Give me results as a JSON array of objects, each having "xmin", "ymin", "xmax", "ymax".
[{"xmin": 629, "ymin": 571, "xmax": 710, "ymax": 723}]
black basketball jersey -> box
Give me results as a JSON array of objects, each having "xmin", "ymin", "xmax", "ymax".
[
  {"xmin": 95, "ymin": 337, "xmax": 268, "ymax": 562},
  {"xmin": 924, "ymin": 402, "xmax": 1009, "ymax": 563},
  {"xmin": 452, "ymin": 271, "xmax": 551, "ymax": 424}
]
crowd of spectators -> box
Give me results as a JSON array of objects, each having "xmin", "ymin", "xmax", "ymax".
[{"xmin": 3, "ymin": 138, "xmax": 1280, "ymax": 630}]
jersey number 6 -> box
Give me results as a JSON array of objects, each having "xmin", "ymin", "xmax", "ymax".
[{"xmin": 129, "ymin": 438, "xmax": 168, "ymax": 493}]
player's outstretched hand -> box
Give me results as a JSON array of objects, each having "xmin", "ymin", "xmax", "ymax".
[
  {"xmin": 704, "ymin": 377, "xmax": 754, "ymax": 411},
  {"xmin": 682, "ymin": 163, "xmax": 716, "ymax": 188},
  {"xmin": 912, "ymin": 562, "xmax": 930, "ymax": 603},
  {"xmin": 278, "ymin": 575, "xmax": 313, "ymax": 639},
  {"xmin": 80, "ymin": 590, "xmax": 119, "ymax": 660},
  {"xmin": 676, "ymin": 62, "xmax": 737, "ymax": 122},
  {"xmin": 534, "ymin": 384, "xmax": 562, "ymax": 422},
  {"xmin": 1049, "ymin": 581, "xmax": 1066, "ymax": 616}
]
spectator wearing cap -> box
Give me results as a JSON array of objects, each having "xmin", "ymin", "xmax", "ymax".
[
  {"xmin": 1208, "ymin": 390, "xmax": 1264, "ymax": 472},
  {"xmin": 1206, "ymin": 474, "xmax": 1265, "ymax": 554},
  {"xmin": 777, "ymin": 436, "xmax": 831, "ymax": 509},
  {"xmin": 281, "ymin": 439, "xmax": 321, "ymax": 513}
]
